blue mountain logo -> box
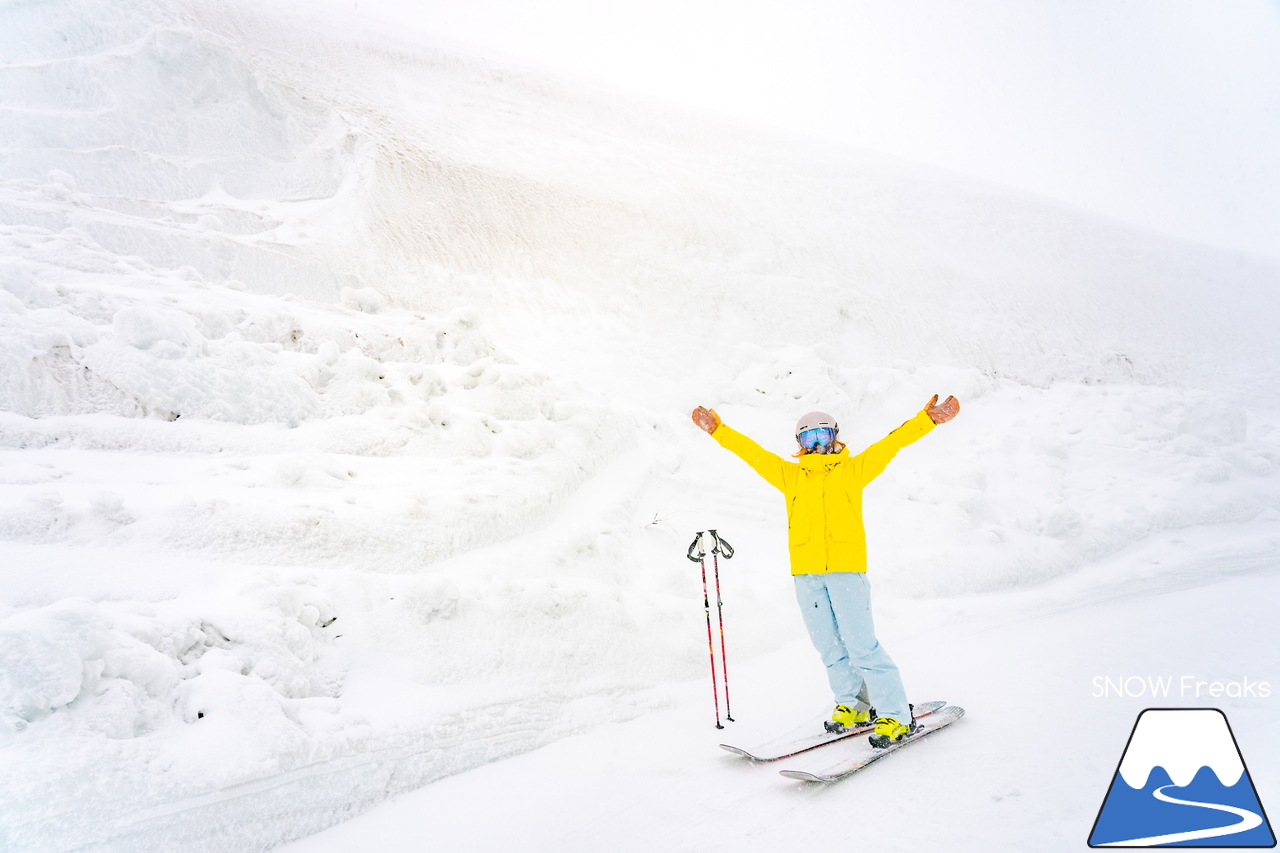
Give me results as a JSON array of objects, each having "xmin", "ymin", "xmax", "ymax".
[{"xmin": 1089, "ymin": 708, "xmax": 1275, "ymax": 847}]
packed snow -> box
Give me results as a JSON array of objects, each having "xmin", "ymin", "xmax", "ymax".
[{"xmin": 1, "ymin": 1, "xmax": 1277, "ymax": 850}]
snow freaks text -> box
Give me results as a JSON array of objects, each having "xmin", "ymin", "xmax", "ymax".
[{"xmin": 1092, "ymin": 676, "xmax": 1272, "ymax": 699}]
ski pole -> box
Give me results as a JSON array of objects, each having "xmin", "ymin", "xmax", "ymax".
[
  {"xmin": 688, "ymin": 532, "xmax": 723, "ymax": 729},
  {"xmin": 708, "ymin": 529, "xmax": 734, "ymax": 722}
]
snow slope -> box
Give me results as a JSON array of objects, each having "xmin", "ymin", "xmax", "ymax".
[
  {"xmin": 280, "ymin": 546, "xmax": 1280, "ymax": 853},
  {"xmin": 1, "ymin": 0, "xmax": 1277, "ymax": 850}
]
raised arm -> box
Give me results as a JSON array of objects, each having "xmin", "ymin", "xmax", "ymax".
[
  {"xmin": 860, "ymin": 395, "xmax": 959, "ymax": 482},
  {"xmin": 692, "ymin": 406, "xmax": 791, "ymax": 492}
]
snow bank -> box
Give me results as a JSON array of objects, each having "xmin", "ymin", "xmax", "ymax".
[
  {"xmin": 1, "ymin": 0, "xmax": 1277, "ymax": 849},
  {"xmin": 0, "ymin": 220, "xmax": 633, "ymax": 571}
]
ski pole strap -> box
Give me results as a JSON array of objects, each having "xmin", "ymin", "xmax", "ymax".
[
  {"xmin": 708, "ymin": 529, "xmax": 734, "ymax": 559},
  {"xmin": 687, "ymin": 533, "xmax": 707, "ymax": 563}
]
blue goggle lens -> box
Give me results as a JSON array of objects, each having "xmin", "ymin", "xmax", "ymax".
[{"xmin": 798, "ymin": 427, "xmax": 836, "ymax": 448}]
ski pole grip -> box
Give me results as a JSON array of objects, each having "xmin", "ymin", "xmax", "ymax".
[
  {"xmin": 709, "ymin": 529, "xmax": 734, "ymax": 559},
  {"xmin": 687, "ymin": 534, "xmax": 706, "ymax": 562}
]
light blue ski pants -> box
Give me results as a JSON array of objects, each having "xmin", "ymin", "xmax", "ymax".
[{"xmin": 793, "ymin": 572, "xmax": 911, "ymax": 725}]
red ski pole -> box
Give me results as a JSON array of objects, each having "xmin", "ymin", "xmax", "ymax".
[
  {"xmin": 712, "ymin": 549, "xmax": 733, "ymax": 722},
  {"xmin": 706, "ymin": 527, "xmax": 737, "ymax": 722},
  {"xmin": 689, "ymin": 533, "xmax": 723, "ymax": 729}
]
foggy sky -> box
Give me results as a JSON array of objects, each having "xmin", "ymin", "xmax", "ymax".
[{"xmin": 331, "ymin": 0, "xmax": 1280, "ymax": 258}]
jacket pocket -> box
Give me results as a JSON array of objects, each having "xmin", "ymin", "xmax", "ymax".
[
  {"xmin": 788, "ymin": 521, "xmax": 812, "ymax": 546},
  {"xmin": 787, "ymin": 495, "xmax": 812, "ymax": 545},
  {"xmin": 828, "ymin": 492, "xmax": 861, "ymax": 542}
]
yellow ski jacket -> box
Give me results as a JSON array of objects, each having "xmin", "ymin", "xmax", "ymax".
[{"xmin": 711, "ymin": 410, "xmax": 935, "ymax": 575}]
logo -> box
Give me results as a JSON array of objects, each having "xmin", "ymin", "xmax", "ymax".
[{"xmin": 1089, "ymin": 708, "xmax": 1275, "ymax": 847}]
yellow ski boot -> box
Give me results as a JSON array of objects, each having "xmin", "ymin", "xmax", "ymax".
[
  {"xmin": 868, "ymin": 715, "xmax": 916, "ymax": 749},
  {"xmin": 824, "ymin": 704, "xmax": 875, "ymax": 734}
]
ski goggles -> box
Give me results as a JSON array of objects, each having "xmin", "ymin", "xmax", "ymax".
[{"xmin": 797, "ymin": 426, "xmax": 837, "ymax": 449}]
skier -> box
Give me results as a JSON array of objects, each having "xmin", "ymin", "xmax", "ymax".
[{"xmin": 691, "ymin": 395, "xmax": 960, "ymax": 747}]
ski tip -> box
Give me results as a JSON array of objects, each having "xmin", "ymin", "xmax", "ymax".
[
  {"xmin": 779, "ymin": 770, "xmax": 826, "ymax": 783},
  {"xmin": 910, "ymin": 704, "xmax": 965, "ymax": 731},
  {"xmin": 719, "ymin": 744, "xmax": 754, "ymax": 758}
]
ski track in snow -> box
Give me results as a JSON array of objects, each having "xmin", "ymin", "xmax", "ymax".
[{"xmin": 1, "ymin": 0, "xmax": 1278, "ymax": 850}]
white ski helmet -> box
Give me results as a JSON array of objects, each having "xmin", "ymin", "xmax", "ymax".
[{"xmin": 795, "ymin": 411, "xmax": 839, "ymax": 450}]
